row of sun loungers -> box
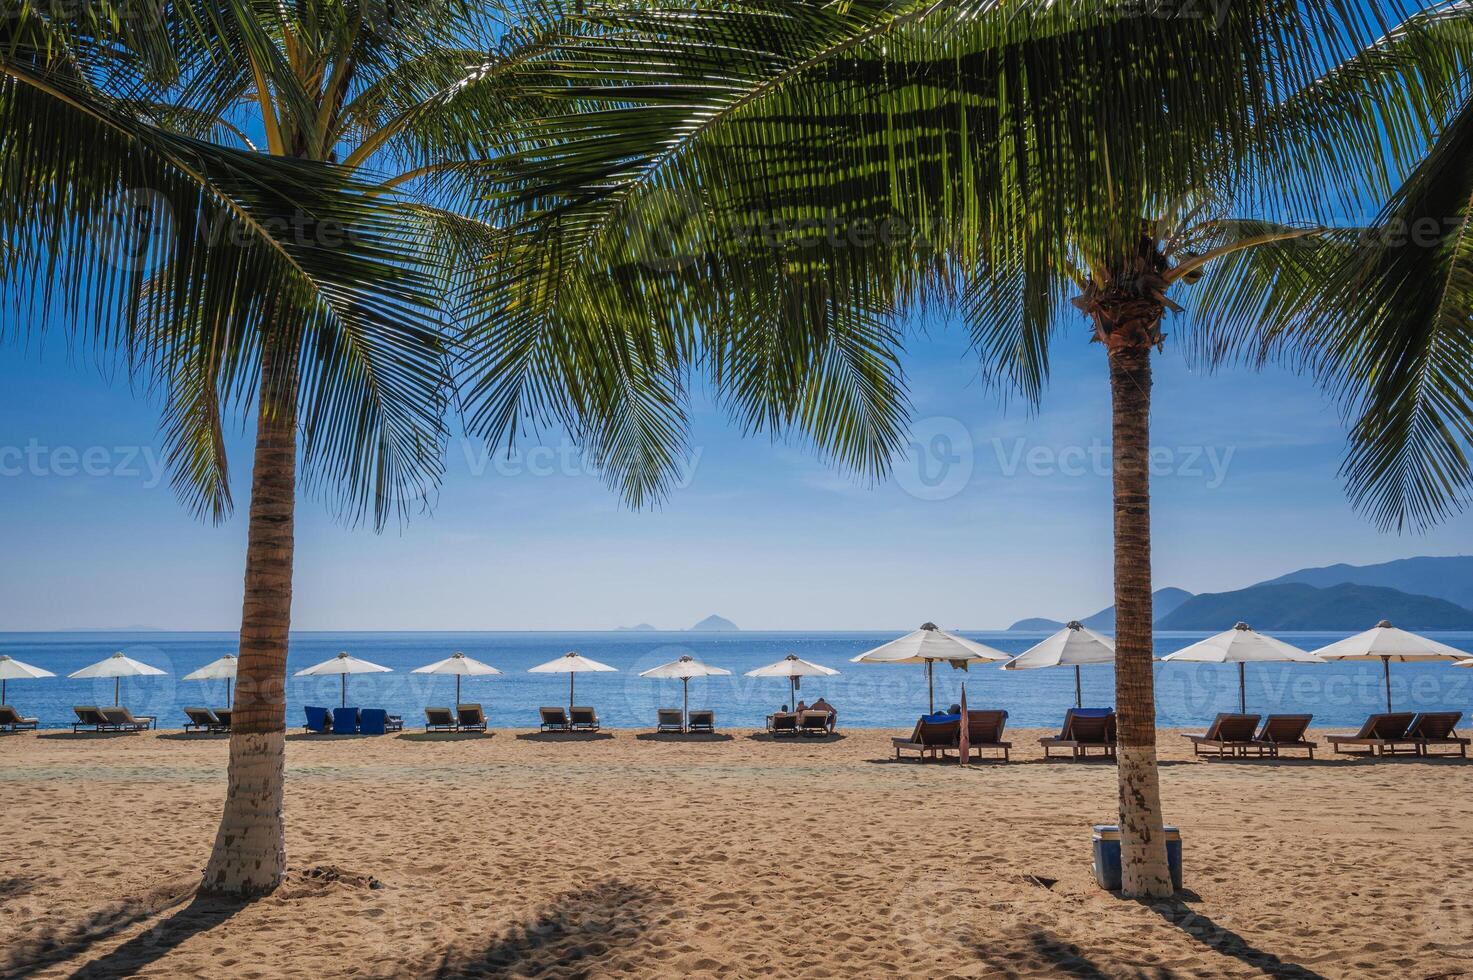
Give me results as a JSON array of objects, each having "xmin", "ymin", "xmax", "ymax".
[
  {"xmin": 892, "ymin": 710, "xmax": 1012, "ymax": 762},
  {"xmin": 425, "ymin": 704, "xmax": 487, "ymax": 732},
  {"xmin": 70, "ymin": 706, "xmax": 155, "ymax": 732},
  {"xmin": 539, "ymin": 706, "xmax": 600, "ymax": 732},
  {"xmin": 303, "ymin": 706, "xmax": 404, "ymax": 735},
  {"xmin": 184, "ymin": 707, "xmax": 232, "ymax": 733},
  {"xmin": 657, "ymin": 709, "xmax": 716, "ymax": 734},
  {"xmin": 765, "ymin": 710, "xmax": 836, "ymax": 737},
  {"xmin": 1183, "ymin": 711, "xmax": 1468, "ymax": 759}
]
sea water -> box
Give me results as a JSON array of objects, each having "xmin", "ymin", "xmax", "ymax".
[{"xmin": 3, "ymin": 630, "xmax": 1470, "ymax": 730}]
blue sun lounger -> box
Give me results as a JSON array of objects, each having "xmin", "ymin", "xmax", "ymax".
[{"xmin": 304, "ymin": 705, "xmax": 332, "ymax": 733}]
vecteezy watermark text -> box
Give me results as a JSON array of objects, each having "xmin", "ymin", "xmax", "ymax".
[
  {"xmin": 0, "ymin": 441, "xmax": 165, "ymax": 487},
  {"xmin": 990, "ymin": 437, "xmax": 1235, "ymax": 488}
]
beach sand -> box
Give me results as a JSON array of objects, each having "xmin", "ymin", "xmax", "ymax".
[{"xmin": 2, "ymin": 727, "xmax": 1469, "ymax": 979}]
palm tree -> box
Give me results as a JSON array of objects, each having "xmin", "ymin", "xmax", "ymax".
[
  {"xmin": 458, "ymin": 0, "xmax": 1471, "ymax": 897},
  {"xmin": 0, "ymin": 0, "xmax": 566, "ymax": 893}
]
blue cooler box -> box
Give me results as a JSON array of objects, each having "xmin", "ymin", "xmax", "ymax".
[{"xmin": 1092, "ymin": 825, "xmax": 1181, "ymax": 891}]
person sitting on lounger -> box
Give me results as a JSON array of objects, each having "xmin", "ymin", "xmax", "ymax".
[{"xmin": 810, "ymin": 697, "xmax": 837, "ymax": 733}]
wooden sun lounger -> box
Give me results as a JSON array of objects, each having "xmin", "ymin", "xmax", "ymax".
[
  {"xmin": 570, "ymin": 706, "xmax": 599, "ymax": 732},
  {"xmin": 1253, "ymin": 714, "xmax": 1317, "ymax": 758},
  {"xmin": 539, "ymin": 706, "xmax": 570, "ymax": 732},
  {"xmin": 1326, "ymin": 713, "xmax": 1418, "ymax": 757},
  {"xmin": 72, "ymin": 706, "xmax": 109, "ymax": 732},
  {"xmin": 1406, "ymin": 711, "xmax": 1469, "ymax": 757},
  {"xmin": 101, "ymin": 706, "xmax": 155, "ymax": 732},
  {"xmin": 1039, "ymin": 709, "xmax": 1116, "ymax": 761},
  {"xmin": 425, "ymin": 706, "xmax": 458, "ymax": 732},
  {"xmin": 687, "ymin": 710, "xmax": 716, "ymax": 734},
  {"xmin": 1182, "ymin": 713, "xmax": 1261, "ymax": 758},
  {"xmin": 0, "ymin": 706, "xmax": 38, "ymax": 732},
  {"xmin": 766, "ymin": 712, "xmax": 799, "ymax": 736},
  {"xmin": 456, "ymin": 704, "xmax": 487, "ymax": 732},
  {"xmin": 961, "ymin": 710, "xmax": 1011, "ymax": 763},
  {"xmin": 656, "ymin": 708, "xmax": 684, "ymax": 734},
  {"xmin": 892, "ymin": 716, "xmax": 959, "ymax": 762},
  {"xmin": 798, "ymin": 710, "xmax": 834, "ymax": 736},
  {"xmin": 183, "ymin": 707, "xmax": 228, "ymax": 733},
  {"xmin": 213, "ymin": 709, "xmax": 232, "ymax": 731}
]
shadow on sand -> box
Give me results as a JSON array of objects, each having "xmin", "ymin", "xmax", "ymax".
[
  {"xmin": 35, "ymin": 731, "xmax": 144, "ymax": 741},
  {"xmin": 419, "ymin": 879, "xmax": 663, "ymax": 978},
  {"xmin": 396, "ymin": 731, "xmax": 493, "ymax": 743},
  {"xmin": 632, "ymin": 732, "xmax": 733, "ymax": 743},
  {"xmin": 156, "ymin": 732, "xmax": 230, "ymax": 742},
  {"xmin": 514, "ymin": 731, "xmax": 614, "ymax": 742},
  {"xmin": 1146, "ymin": 896, "xmax": 1328, "ymax": 979},
  {"xmin": 745, "ymin": 732, "xmax": 846, "ymax": 743},
  {"xmin": 1, "ymin": 877, "xmax": 204, "ymax": 977}
]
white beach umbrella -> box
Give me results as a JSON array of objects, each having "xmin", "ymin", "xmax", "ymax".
[
  {"xmin": 1002, "ymin": 621, "xmax": 1117, "ymax": 708},
  {"xmin": 294, "ymin": 651, "xmax": 393, "ymax": 707},
  {"xmin": 528, "ymin": 651, "xmax": 618, "ymax": 711},
  {"xmin": 68, "ymin": 651, "xmax": 168, "ymax": 705},
  {"xmin": 411, "ymin": 651, "xmax": 502, "ymax": 703},
  {"xmin": 0, "ymin": 655, "xmax": 56, "ymax": 705},
  {"xmin": 1161, "ymin": 622, "xmax": 1322, "ymax": 714},
  {"xmin": 745, "ymin": 654, "xmax": 839, "ymax": 710},
  {"xmin": 1311, "ymin": 620, "xmax": 1471, "ymax": 713},
  {"xmin": 183, "ymin": 654, "xmax": 239, "ymax": 705},
  {"xmin": 851, "ymin": 622, "xmax": 1010, "ymax": 713},
  {"xmin": 639, "ymin": 655, "xmax": 732, "ymax": 726}
]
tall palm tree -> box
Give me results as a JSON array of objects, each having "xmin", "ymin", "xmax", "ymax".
[
  {"xmin": 457, "ymin": 0, "xmax": 1472, "ymax": 897},
  {"xmin": 1, "ymin": 0, "xmax": 571, "ymax": 893}
]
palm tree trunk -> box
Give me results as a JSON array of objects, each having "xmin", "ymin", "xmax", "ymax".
[
  {"xmin": 1109, "ymin": 339, "xmax": 1173, "ymax": 898},
  {"xmin": 202, "ymin": 333, "xmax": 297, "ymax": 896}
]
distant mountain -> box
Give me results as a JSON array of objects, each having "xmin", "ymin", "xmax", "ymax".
[
  {"xmin": 1008, "ymin": 617, "xmax": 1066, "ymax": 631},
  {"xmin": 689, "ymin": 614, "xmax": 739, "ymax": 631},
  {"xmin": 1260, "ymin": 556, "xmax": 1473, "ymax": 610},
  {"xmin": 1007, "ymin": 587, "xmax": 1194, "ymax": 632},
  {"xmin": 1157, "ymin": 582, "xmax": 1473, "ymax": 631},
  {"xmin": 616, "ymin": 623, "xmax": 659, "ymax": 632}
]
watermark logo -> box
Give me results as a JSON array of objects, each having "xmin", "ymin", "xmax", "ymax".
[
  {"xmin": 894, "ymin": 417, "xmax": 974, "ymax": 501},
  {"xmin": 90, "ymin": 188, "xmax": 175, "ymax": 275}
]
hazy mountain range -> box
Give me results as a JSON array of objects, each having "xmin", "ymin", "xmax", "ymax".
[
  {"xmin": 616, "ymin": 614, "xmax": 740, "ymax": 632},
  {"xmin": 1008, "ymin": 556, "xmax": 1473, "ymax": 631}
]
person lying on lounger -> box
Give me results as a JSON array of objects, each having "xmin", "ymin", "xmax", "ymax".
[{"xmin": 809, "ymin": 697, "xmax": 837, "ymax": 732}]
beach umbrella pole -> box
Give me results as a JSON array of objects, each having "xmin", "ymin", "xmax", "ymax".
[
  {"xmin": 226, "ymin": 678, "xmax": 232, "ymax": 709},
  {"xmin": 683, "ymin": 677, "xmax": 689, "ymax": 729},
  {"xmin": 114, "ymin": 676, "xmax": 120, "ymax": 706},
  {"xmin": 1239, "ymin": 662, "xmax": 1246, "ymax": 714},
  {"xmin": 569, "ymin": 672, "xmax": 575, "ymax": 713},
  {"xmin": 341, "ymin": 673, "xmax": 346, "ymax": 708},
  {"xmin": 1383, "ymin": 656, "xmax": 1392, "ymax": 713},
  {"xmin": 1075, "ymin": 665, "xmax": 1082, "ymax": 709},
  {"xmin": 2, "ymin": 679, "xmax": 6, "ymax": 704},
  {"xmin": 456, "ymin": 675, "xmax": 462, "ymax": 705},
  {"xmin": 927, "ymin": 660, "xmax": 934, "ymax": 714},
  {"xmin": 790, "ymin": 676, "xmax": 796, "ymax": 710}
]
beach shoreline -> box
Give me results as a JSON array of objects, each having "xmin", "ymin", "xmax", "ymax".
[{"xmin": 4, "ymin": 728, "xmax": 1470, "ymax": 977}]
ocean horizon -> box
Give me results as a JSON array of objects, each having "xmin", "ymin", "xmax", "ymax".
[{"xmin": 4, "ymin": 628, "xmax": 1470, "ymax": 730}]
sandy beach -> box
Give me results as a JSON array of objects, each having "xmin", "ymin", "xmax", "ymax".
[{"xmin": 2, "ymin": 727, "xmax": 1469, "ymax": 979}]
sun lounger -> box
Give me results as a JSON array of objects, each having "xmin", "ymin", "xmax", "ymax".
[
  {"xmin": 1039, "ymin": 708, "xmax": 1116, "ymax": 761},
  {"xmin": 359, "ymin": 708, "xmax": 390, "ymax": 735},
  {"xmin": 1252, "ymin": 714, "xmax": 1317, "ymax": 758},
  {"xmin": 570, "ymin": 706, "xmax": 599, "ymax": 732},
  {"xmin": 183, "ymin": 707, "xmax": 228, "ymax": 733},
  {"xmin": 213, "ymin": 709, "xmax": 232, "ymax": 731},
  {"xmin": 425, "ymin": 706, "xmax": 457, "ymax": 732},
  {"xmin": 0, "ymin": 706, "xmax": 38, "ymax": 732},
  {"xmin": 1182, "ymin": 713, "xmax": 1261, "ymax": 758},
  {"xmin": 961, "ymin": 709, "xmax": 1011, "ymax": 762},
  {"xmin": 1326, "ymin": 713, "xmax": 1418, "ymax": 757},
  {"xmin": 101, "ymin": 706, "xmax": 155, "ymax": 731},
  {"xmin": 656, "ymin": 708, "xmax": 684, "ymax": 733},
  {"xmin": 332, "ymin": 707, "xmax": 359, "ymax": 735},
  {"xmin": 1407, "ymin": 711, "xmax": 1468, "ymax": 757},
  {"xmin": 539, "ymin": 706, "xmax": 570, "ymax": 732},
  {"xmin": 687, "ymin": 710, "xmax": 716, "ymax": 734},
  {"xmin": 892, "ymin": 715, "xmax": 960, "ymax": 762},
  {"xmin": 304, "ymin": 705, "xmax": 333, "ymax": 734},
  {"xmin": 72, "ymin": 706, "xmax": 109, "ymax": 732},
  {"xmin": 456, "ymin": 704, "xmax": 486, "ymax": 732},
  {"xmin": 766, "ymin": 712, "xmax": 799, "ymax": 736},
  {"xmin": 798, "ymin": 710, "xmax": 834, "ymax": 736}
]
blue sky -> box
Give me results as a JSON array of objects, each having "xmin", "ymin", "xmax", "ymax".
[{"xmin": 2, "ymin": 313, "xmax": 1470, "ymax": 632}]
